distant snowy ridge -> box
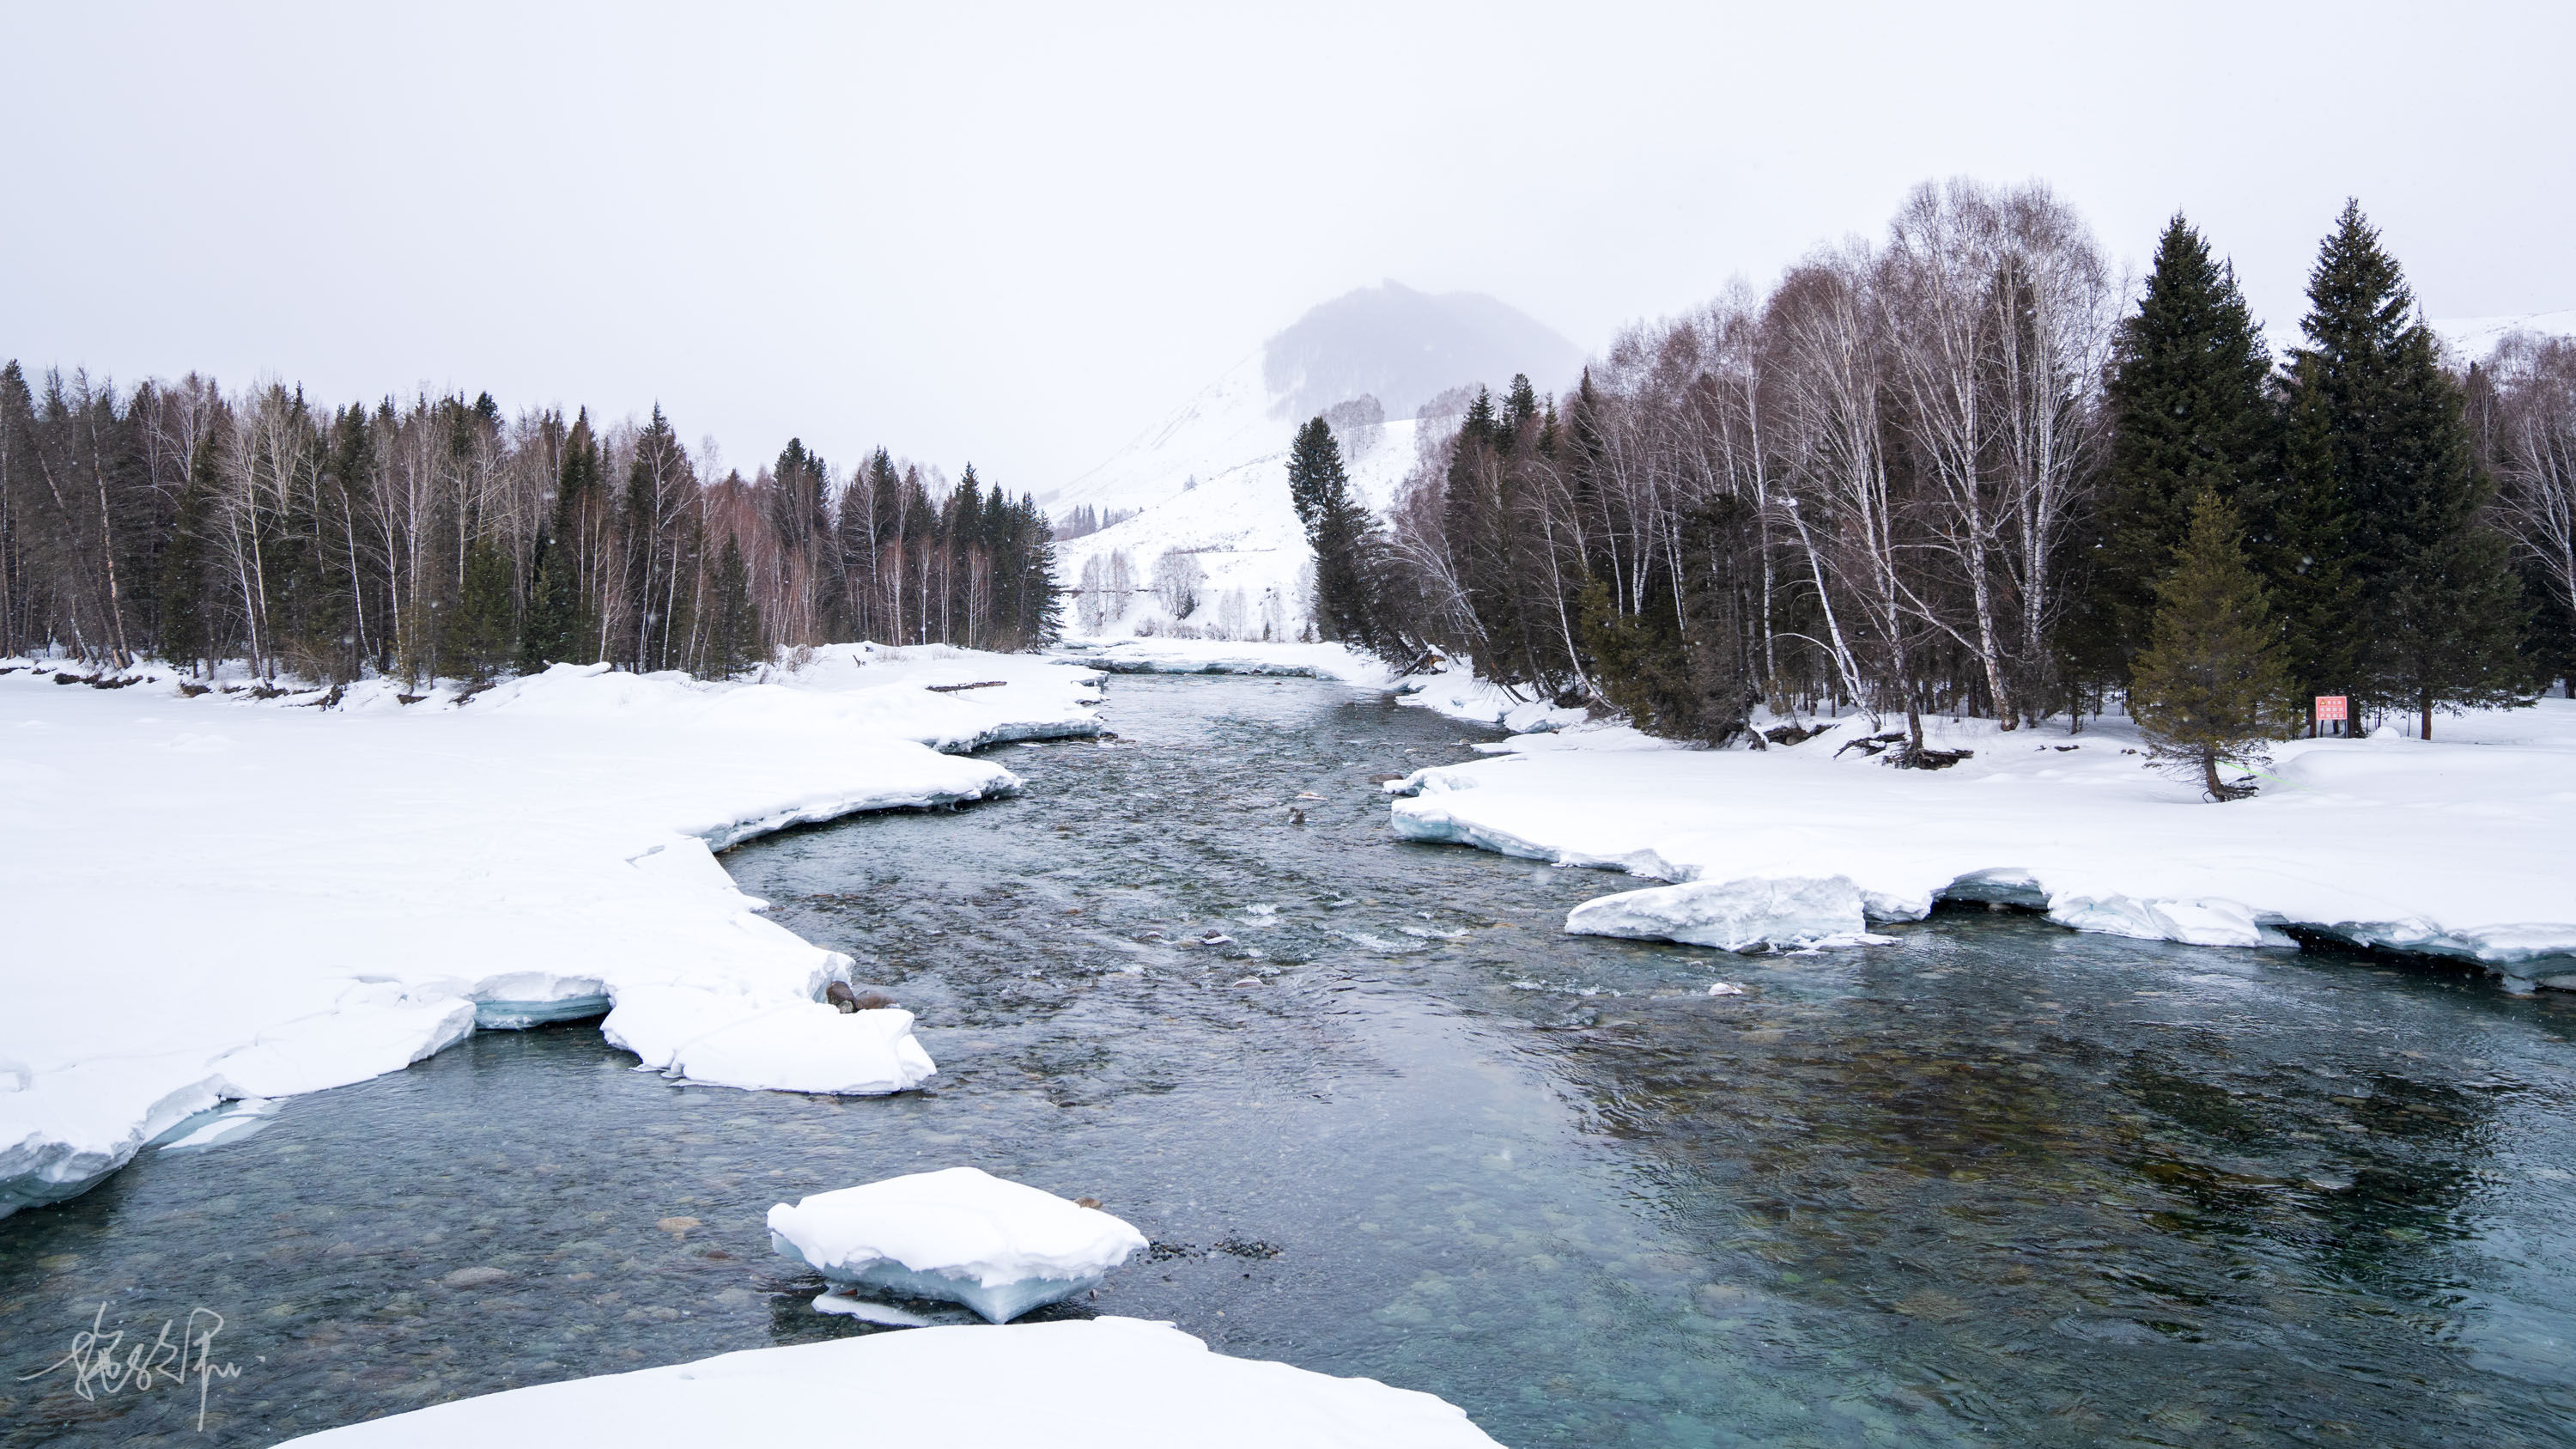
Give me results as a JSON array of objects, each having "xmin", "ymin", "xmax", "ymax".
[
  {"xmin": 1388, "ymin": 703, "xmax": 2576, "ymax": 981},
  {"xmin": 0, "ymin": 646, "xmax": 1103, "ymax": 1218},
  {"xmin": 1049, "ymin": 282, "xmax": 1577, "ymax": 644},
  {"xmin": 2432, "ymin": 310, "xmax": 2576, "ymax": 363}
]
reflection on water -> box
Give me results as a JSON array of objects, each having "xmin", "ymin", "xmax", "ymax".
[{"xmin": 3, "ymin": 675, "xmax": 2573, "ymax": 1446}]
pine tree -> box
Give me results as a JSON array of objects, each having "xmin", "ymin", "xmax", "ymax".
[
  {"xmin": 2275, "ymin": 200, "xmax": 2527, "ymax": 733},
  {"xmin": 706, "ymin": 534, "xmax": 762, "ymax": 677},
  {"xmin": 518, "ymin": 528, "xmax": 581, "ymax": 671},
  {"xmin": 157, "ymin": 429, "xmax": 218, "ymax": 673},
  {"xmin": 1288, "ymin": 416, "xmax": 1388, "ymax": 652},
  {"xmin": 2094, "ymin": 216, "xmax": 2280, "ymax": 680},
  {"xmin": 452, "ymin": 537, "xmax": 518, "ymax": 680},
  {"xmin": 2131, "ymin": 491, "xmax": 2298, "ymax": 800}
]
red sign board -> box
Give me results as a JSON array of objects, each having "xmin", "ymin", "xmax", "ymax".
[{"xmin": 2315, "ymin": 695, "xmax": 2348, "ymax": 721}]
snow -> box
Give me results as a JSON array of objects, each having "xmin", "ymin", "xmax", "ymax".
[
  {"xmin": 2432, "ymin": 310, "xmax": 2576, "ymax": 363},
  {"xmin": 811, "ymin": 1291, "xmax": 935, "ymax": 1326},
  {"xmin": 1048, "ymin": 350, "xmax": 1424, "ymax": 643},
  {"xmin": 1567, "ymin": 875, "xmax": 1895, "ymax": 953},
  {"xmin": 767, "ymin": 1166, "xmax": 1148, "ymax": 1323},
  {"xmin": 1054, "ymin": 636, "xmax": 1397, "ymax": 682},
  {"xmin": 657, "ymin": 1002, "xmax": 938, "ymax": 1094},
  {"xmin": 1390, "ymin": 702, "xmax": 2576, "ymax": 977},
  {"xmin": 0, "ymin": 645, "xmax": 1102, "ymax": 1218},
  {"xmin": 270, "ymin": 1315, "xmax": 1503, "ymax": 1449}
]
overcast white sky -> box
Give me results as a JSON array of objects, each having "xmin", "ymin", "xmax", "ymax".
[{"xmin": 3, "ymin": 3, "xmax": 2568, "ymax": 490}]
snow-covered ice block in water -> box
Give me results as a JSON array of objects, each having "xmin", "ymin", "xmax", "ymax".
[
  {"xmin": 270, "ymin": 1316, "xmax": 1502, "ymax": 1448},
  {"xmin": 470, "ymin": 971, "xmax": 611, "ymax": 1029},
  {"xmin": 1566, "ymin": 875, "xmax": 1892, "ymax": 953},
  {"xmin": 1938, "ymin": 868, "xmax": 2051, "ymax": 910},
  {"xmin": 768, "ymin": 1166, "xmax": 1147, "ymax": 1323},
  {"xmin": 672, "ymin": 1003, "xmax": 936, "ymax": 1094},
  {"xmin": 152, "ymin": 1098, "xmax": 282, "ymax": 1153},
  {"xmin": 2047, "ymin": 895, "xmax": 2295, "ymax": 949}
]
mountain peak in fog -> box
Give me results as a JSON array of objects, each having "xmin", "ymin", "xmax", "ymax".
[{"xmin": 1261, "ymin": 281, "xmax": 1581, "ymax": 422}]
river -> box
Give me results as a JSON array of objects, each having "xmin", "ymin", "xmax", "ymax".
[{"xmin": 5, "ymin": 673, "xmax": 2573, "ymax": 1446}]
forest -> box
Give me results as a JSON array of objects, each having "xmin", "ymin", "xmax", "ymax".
[
  {"xmin": 0, "ymin": 376, "xmax": 1060, "ymax": 682},
  {"xmin": 1291, "ymin": 184, "xmax": 2574, "ymax": 756}
]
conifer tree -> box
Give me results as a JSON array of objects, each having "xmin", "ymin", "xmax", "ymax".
[
  {"xmin": 706, "ymin": 534, "xmax": 762, "ymax": 677},
  {"xmin": 452, "ymin": 537, "xmax": 518, "ymax": 680},
  {"xmin": 2131, "ymin": 491, "xmax": 2297, "ymax": 800},
  {"xmin": 518, "ymin": 528, "xmax": 581, "ymax": 671},
  {"xmin": 1288, "ymin": 415, "xmax": 1388, "ymax": 652},
  {"xmin": 2274, "ymin": 201, "xmax": 2527, "ymax": 732},
  {"xmin": 157, "ymin": 429, "xmax": 218, "ymax": 674},
  {"xmin": 2094, "ymin": 216, "xmax": 2279, "ymax": 679}
]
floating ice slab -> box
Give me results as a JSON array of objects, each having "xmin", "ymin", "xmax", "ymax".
[
  {"xmin": 768, "ymin": 1166, "xmax": 1147, "ymax": 1323},
  {"xmin": 272, "ymin": 1316, "xmax": 1502, "ymax": 1448},
  {"xmin": 672, "ymin": 1004, "xmax": 936, "ymax": 1095},
  {"xmin": 1567, "ymin": 875, "xmax": 1893, "ymax": 953}
]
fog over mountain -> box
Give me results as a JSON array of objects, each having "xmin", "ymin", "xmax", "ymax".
[{"xmin": 1261, "ymin": 282, "xmax": 1582, "ymax": 423}]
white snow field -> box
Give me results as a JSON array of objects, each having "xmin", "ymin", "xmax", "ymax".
[
  {"xmin": 271, "ymin": 1316, "xmax": 1503, "ymax": 1449},
  {"xmin": 1051, "ymin": 349, "xmax": 1425, "ymax": 644},
  {"xmin": 768, "ymin": 1166, "xmax": 1150, "ymax": 1323},
  {"xmin": 1390, "ymin": 702, "xmax": 2576, "ymax": 979},
  {"xmin": 1048, "ymin": 282, "xmax": 1582, "ymax": 645},
  {"xmin": 0, "ymin": 644, "xmax": 1102, "ymax": 1217},
  {"xmin": 1051, "ymin": 637, "xmax": 1601, "ymax": 740}
]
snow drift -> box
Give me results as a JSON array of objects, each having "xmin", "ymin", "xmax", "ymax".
[
  {"xmin": 768, "ymin": 1166, "xmax": 1147, "ymax": 1323},
  {"xmin": 270, "ymin": 1316, "xmax": 1503, "ymax": 1448},
  {"xmin": 0, "ymin": 645, "xmax": 1100, "ymax": 1217},
  {"xmin": 1392, "ymin": 703, "xmax": 2576, "ymax": 978}
]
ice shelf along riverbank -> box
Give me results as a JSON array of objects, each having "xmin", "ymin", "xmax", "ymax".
[
  {"xmin": 0, "ymin": 644, "xmax": 1103, "ymax": 1217},
  {"xmin": 1390, "ymin": 700, "xmax": 2576, "ymax": 979}
]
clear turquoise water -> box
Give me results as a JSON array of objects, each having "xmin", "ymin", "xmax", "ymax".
[{"xmin": 5, "ymin": 675, "xmax": 2573, "ymax": 1446}]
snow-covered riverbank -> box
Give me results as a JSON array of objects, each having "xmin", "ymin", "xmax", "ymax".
[
  {"xmin": 276, "ymin": 1316, "xmax": 1502, "ymax": 1448},
  {"xmin": 1392, "ymin": 703, "xmax": 2576, "ymax": 980},
  {"xmin": 1052, "ymin": 636, "xmax": 1589, "ymax": 733},
  {"xmin": 0, "ymin": 645, "xmax": 1102, "ymax": 1216}
]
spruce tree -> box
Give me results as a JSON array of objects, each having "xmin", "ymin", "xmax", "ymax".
[
  {"xmin": 452, "ymin": 537, "xmax": 519, "ymax": 680},
  {"xmin": 706, "ymin": 535, "xmax": 762, "ymax": 677},
  {"xmin": 157, "ymin": 430, "xmax": 218, "ymax": 673},
  {"xmin": 1288, "ymin": 416, "xmax": 1388, "ymax": 652},
  {"xmin": 2094, "ymin": 216, "xmax": 2279, "ymax": 679},
  {"xmin": 2275, "ymin": 200, "xmax": 2527, "ymax": 733},
  {"xmin": 518, "ymin": 529, "xmax": 581, "ymax": 671},
  {"xmin": 2131, "ymin": 491, "xmax": 2297, "ymax": 800}
]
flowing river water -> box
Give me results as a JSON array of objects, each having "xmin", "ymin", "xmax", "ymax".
[{"xmin": 5, "ymin": 673, "xmax": 2575, "ymax": 1446}]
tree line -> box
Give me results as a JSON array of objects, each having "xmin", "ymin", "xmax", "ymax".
[
  {"xmin": 1290, "ymin": 182, "xmax": 2568, "ymax": 761},
  {"xmin": 0, "ymin": 370, "xmax": 1060, "ymax": 681}
]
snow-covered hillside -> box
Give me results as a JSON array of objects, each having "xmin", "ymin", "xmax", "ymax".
[
  {"xmin": 2433, "ymin": 309, "xmax": 2576, "ymax": 362},
  {"xmin": 1050, "ymin": 283, "xmax": 1577, "ymax": 642}
]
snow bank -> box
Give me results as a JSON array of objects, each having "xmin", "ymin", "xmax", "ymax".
[
  {"xmin": 1567, "ymin": 875, "xmax": 1893, "ymax": 953},
  {"xmin": 768, "ymin": 1166, "xmax": 1147, "ymax": 1323},
  {"xmin": 664, "ymin": 1004, "xmax": 936, "ymax": 1094},
  {"xmin": 1391, "ymin": 702, "xmax": 2576, "ymax": 977},
  {"xmin": 0, "ymin": 647, "xmax": 1099, "ymax": 1217},
  {"xmin": 272, "ymin": 1315, "xmax": 1502, "ymax": 1448},
  {"xmin": 1055, "ymin": 636, "xmax": 1395, "ymax": 682}
]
